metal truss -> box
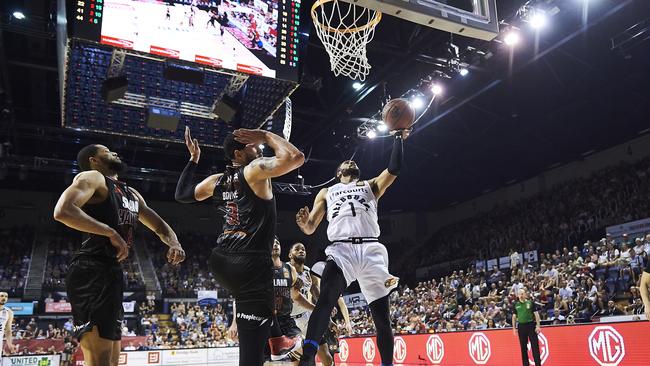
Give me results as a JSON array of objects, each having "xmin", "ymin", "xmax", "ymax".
[
  {"xmin": 107, "ymin": 49, "xmax": 127, "ymax": 78},
  {"xmin": 111, "ymin": 93, "xmax": 213, "ymax": 119},
  {"xmin": 224, "ymin": 74, "xmax": 249, "ymax": 97},
  {"xmin": 283, "ymin": 98, "xmax": 292, "ymax": 141}
]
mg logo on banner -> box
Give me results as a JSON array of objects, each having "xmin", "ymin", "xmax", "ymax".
[
  {"xmin": 468, "ymin": 332, "xmax": 491, "ymax": 364},
  {"xmin": 362, "ymin": 338, "xmax": 376, "ymax": 362},
  {"xmin": 589, "ymin": 326, "xmax": 626, "ymax": 366},
  {"xmin": 426, "ymin": 334, "xmax": 445, "ymax": 364},
  {"xmin": 393, "ymin": 336, "xmax": 407, "ymax": 363},
  {"xmin": 528, "ymin": 332, "xmax": 550, "ymax": 365},
  {"xmin": 338, "ymin": 339, "xmax": 349, "ymax": 362}
]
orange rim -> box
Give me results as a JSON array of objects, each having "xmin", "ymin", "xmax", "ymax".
[{"xmin": 311, "ymin": 0, "xmax": 382, "ymax": 34}]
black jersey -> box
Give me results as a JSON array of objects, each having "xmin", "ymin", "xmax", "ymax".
[
  {"xmin": 273, "ymin": 262, "xmax": 294, "ymax": 316},
  {"xmin": 72, "ymin": 175, "xmax": 139, "ymax": 263},
  {"xmin": 213, "ymin": 166, "xmax": 276, "ymax": 253}
]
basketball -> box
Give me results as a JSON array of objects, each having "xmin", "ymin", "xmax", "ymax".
[{"xmin": 381, "ymin": 98, "xmax": 416, "ymax": 130}]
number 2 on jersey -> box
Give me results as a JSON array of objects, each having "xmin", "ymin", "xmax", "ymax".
[{"xmin": 226, "ymin": 202, "xmax": 240, "ymax": 225}]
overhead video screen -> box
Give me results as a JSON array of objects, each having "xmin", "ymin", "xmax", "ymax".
[{"xmin": 69, "ymin": 0, "xmax": 302, "ymax": 81}]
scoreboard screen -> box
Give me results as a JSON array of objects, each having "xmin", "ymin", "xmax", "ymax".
[{"xmin": 68, "ymin": 0, "xmax": 304, "ymax": 81}]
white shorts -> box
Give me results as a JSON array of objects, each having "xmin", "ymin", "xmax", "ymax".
[
  {"xmin": 324, "ymin": 242, "xmax": 399, "ymax": 304},
  {"xmin": 293, "ymin": 311, "xmax": 311, "ymax": 335}
]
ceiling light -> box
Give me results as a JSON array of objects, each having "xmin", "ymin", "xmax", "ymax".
[
  {"xmin": 530, "ymin": 12, "xmax": 548, "ymax": 29},
  {"xmin": 12, "ymin": 11, "xmax": 26, "ymax": 20},
  {"xmin": 459, "ymin": 68, "xmax": 469, "ymax": 76},
  {"xmin": 431, "ymin": 83, "xmax": 443, "ymax": 95},
  {"xmin": 410, "ymin": 97, "xmax": 424, "ymax": 109},
  {"xmin": 376, "ymin": 123, "xmax": 388, "ymax": 132},
  {"xmin": 367, "ymin": 130, "xmax": 377, "ymax": 139},
  {"xmin": 352, "ymin": 82, "xmax": 363, "ymax": 90},
  {"xmin": 258, "ymin": 144, "xmax": 265, "ymax": 150},
  {"xmin": 504, "ymin": 30, "xmax": 521, "ymax": 46}
]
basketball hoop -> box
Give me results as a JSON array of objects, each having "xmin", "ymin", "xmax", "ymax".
[{"xmin": 311, "ymin": 0, "xmax": 382, "ymax": 81}]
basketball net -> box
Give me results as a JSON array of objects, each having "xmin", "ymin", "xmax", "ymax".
[{"xmin": 311, "ymin": 0, "xmax": 382, "ymax": 81}]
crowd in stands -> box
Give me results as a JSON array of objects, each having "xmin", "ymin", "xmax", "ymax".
[
  {"xmin": 338, "ymin": 233, "xmax": 650, "ymax": 336},
  {"xmin": 43, "ymin": 227, "xmax": 145, "ymax": 291},
  {"xmin": 136, "ymin": 300, "xmax": 237, "ymax": 349},
  {"xmin": 146, "ymin": 232, "xmax": 225, "ymax": 297},
  {"xmin": 0, "ymin": 226, "xmax": 33, "ymax": 297},
  {"xmin": 414, "ymin": 158, "xmax": 650, "ymax": 267}
]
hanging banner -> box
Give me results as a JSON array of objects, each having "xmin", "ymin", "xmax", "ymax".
[
  {"xmin": 343, "ymin": 293, "xmax": 368, "ymax": 309},
  {"xmin": 606, "ymin": 218, "xmax": 650, "ymax": 240}
]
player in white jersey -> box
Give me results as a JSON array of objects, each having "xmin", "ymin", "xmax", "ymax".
[
  {"xmin": 288, "ymin": 243, "xmax": 352, "ymax": 365},
  {"xmin": 0, "ymin": 292, "xmax": 16, "ymax": 357},
  {"xmin": 296, "ymin": 130, "xmax": 409, "ymax": 366}
]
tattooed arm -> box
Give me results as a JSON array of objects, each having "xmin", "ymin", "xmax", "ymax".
[{"xmin": 236, "ymin": 129, "xmax": 304, "ymax": 184}]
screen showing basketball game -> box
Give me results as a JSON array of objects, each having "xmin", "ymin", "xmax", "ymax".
[{"xmin": 69, "ymin": 0, "xmax": 302, "ymax": 81}]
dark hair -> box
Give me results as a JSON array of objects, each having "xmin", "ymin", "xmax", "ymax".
[
  {"xmin": 77, "ymin": 144, "xmax": 101, "ymax": 171},
  {"xmin": 335, "ymin": 160, "xmax": 361, "ymax": 182},
  {"xmin": 223, "ymin": 133, "xmax": 246, "ymax": 160}
]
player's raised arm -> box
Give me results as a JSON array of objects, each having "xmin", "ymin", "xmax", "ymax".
[
  {"xmin": 368, "ymin": 129, "xmax": 410, "ymax": 200},
  {"xmin": 53, "ymin": 170, "xmax": 128, "ymax": 262},
  {"xmin": 130, "ymin": 188, "xmax": 186, "ymax": 266},
  {"xmin": 296, "ymin": 188, "xmax": 327, "ymax": 235},
  {"xmin": 236, "ymin": 129, "xmax": 305, "ymax": 183},
  {"xmin": 175, "ymin": 126, "xmax": 223, "ymax": 202}
]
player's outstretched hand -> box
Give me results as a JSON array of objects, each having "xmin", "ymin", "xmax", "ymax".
[
  {"xmin": 108, "ymin": 230, "xmax": 129, "ymax": 262},
  {"xmin": 390, "ymin": 128, "xmax": 412, "ymax": 140},
  {"xmin": 185, "ymin": 126, "xmax": 201, "ymax": 163},
  {"xmin": 296, "ymin": 206, "xmax": 310, "ymax": 229},
  {"xmin": 167, "ymin": 244, "xmax": 186, "ymax": 266},
  {"xmin": 232, "ymin": 128, "xmax": 268, "ymax": 145}
]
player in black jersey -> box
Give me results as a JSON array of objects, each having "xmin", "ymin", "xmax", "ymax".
[
  {"xmin": 54, "ymin": 145, "xmax": 185, "ymax": 366},
  {"xmin": 268, "ymin": 238, "xmax": 316, "ymax": 361},
  {"xmin": 174, "ymin": 127, "xmax": 304, "ymax": 366}
]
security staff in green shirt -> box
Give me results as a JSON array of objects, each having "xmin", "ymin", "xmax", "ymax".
[{"xmin": 512, "ymin": 288, "xmax": 542, "ymax": 366}]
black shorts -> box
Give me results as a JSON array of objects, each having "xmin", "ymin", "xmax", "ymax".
[
  {"xmin": 209, "ymin": 249, "xmax": 274, "ymax": 329},
  {"xmin": 277, "ymin": 314, "xmax": 301, "ymax": 337},
  {"xmin": 66, "ymin": 258, "xmax": 124, "ymax": 341}
]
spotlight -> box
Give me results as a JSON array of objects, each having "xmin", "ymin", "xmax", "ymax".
[
  {"xmin": 431, "ymin": 83, "xmax": 443, "ymax": 95},
  {"xmin": 352, "ymin": 82, "xmax": 363, "ymax": 90},
  {"xmin": 530, "ymin": 12, "xmax": 548, "ymax": 29},
  {"xmin": 504, "ymin": 30, "xmax": 521, "ymax": 46},
  {"xmin": 367, "ymin": 130, "xmax": 377, "ymax": 139},
  {"xmin": 377, "ymin": 123, "xmax": 388, "ymax": 132},
  {"xmin": 459, "ymin": 68, "xmax": 469, "ymax": 76},
  {"xmin": 12, "ymin": 11, "xmax": 26, "ymax": 20},
  {"xmin": 410, "ymin": 97, "xmax": 424, "ymax": 109}
]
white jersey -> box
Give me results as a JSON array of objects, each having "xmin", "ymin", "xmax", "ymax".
[
  {"xmin": 0, "ymin": 307, "xmax": 12, "ymax": 355},
  {"xmin": 326, "ymin": 181, "xmax": 380, "ymax": 242},
  {"xmin": 290, "ymin": 265, "xmax": 312, "ymax": 316}
]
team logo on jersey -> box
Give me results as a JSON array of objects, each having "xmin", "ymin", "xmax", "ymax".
[
  {"xmin": 393, "ymin": 336, "xmax": 407, "ymax": 362},
  {"xmin": 528, "ymin": 331, "xmax": 549, "ymax": 365},
  {"xmin": 588, "ymin": 326, "xmax": 625, "ymax": 366},
  {"xmin": 384, "ymin": 277, "xmax": 398, "ymax": 288},
  {"xmin": 362, "ymin": 338, "xmax": 376, "ymax": 362}
]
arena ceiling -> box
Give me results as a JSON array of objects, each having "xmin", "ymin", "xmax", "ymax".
[{"xmin": 0, "ymin": 0, "xmax": 649, "ymax": 211}]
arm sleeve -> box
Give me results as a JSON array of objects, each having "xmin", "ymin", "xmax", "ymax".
[
  {"xmin": 175, "ymin": 161, "xmax": 199, "ymax": 203},
  {"xmin": 387, "ymin": 132, "xmax": 404, "ymax": 176}
]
